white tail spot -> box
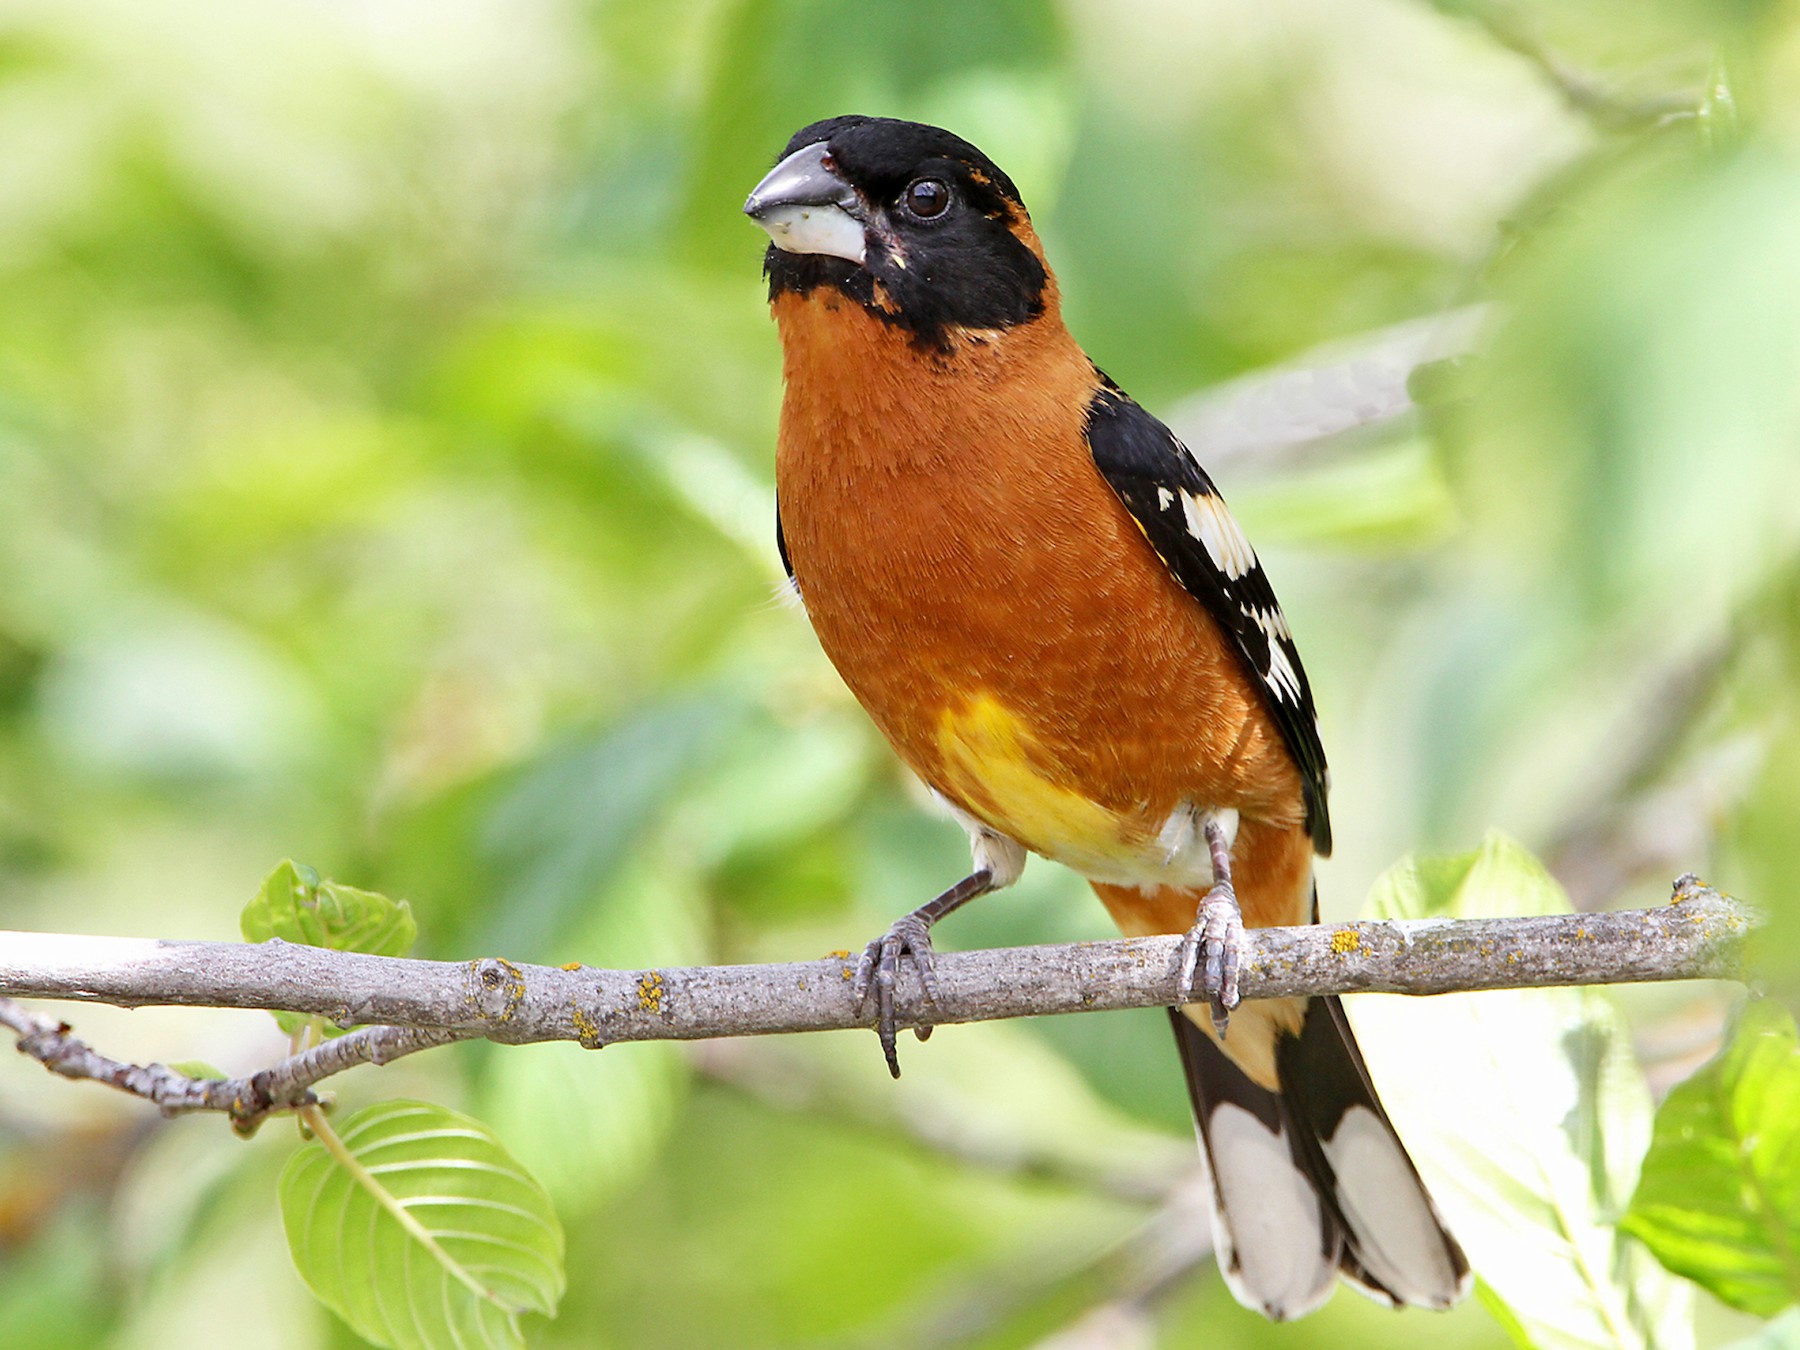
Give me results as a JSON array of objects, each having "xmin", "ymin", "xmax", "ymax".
[{"xmin": 1208, "ymin": 1103, "xmax": 1335, "ymax": 1319}]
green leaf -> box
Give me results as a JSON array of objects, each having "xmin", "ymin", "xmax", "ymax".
[
  {"xmin": 1622, "ymin": 1000, "xmax": 1800, "ymax": 1317},
  {"xmin": 1352, "ymin": 832, "xmax": 1694, "ymax": 1350},
  {"xmin": 241, "ymin": 860, "xmax": 417, "ymax": 957},
  {"xmin": 165, "ymin": 1060, "xmax": 226, "ymax": 1080},
  {"xmin": 1723, "ymin": 1308, "xmax": 1800, "ymax": 1350},
  {"xmin": 280, "ymin": 1100, "xmax": 565, "ymax": 1350}
]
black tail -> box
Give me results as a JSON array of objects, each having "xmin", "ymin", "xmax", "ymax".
[{"xmin": 1169, "ymin": 997, "xmax": 1470, "ymax": 1319}]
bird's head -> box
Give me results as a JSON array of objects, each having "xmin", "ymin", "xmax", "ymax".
[{"xmin": 744, "ymin": 116, "xmax": 1052, "ymax": 350}]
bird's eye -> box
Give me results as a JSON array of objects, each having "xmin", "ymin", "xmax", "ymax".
[{"xmin": 904, "ymin": 178, "xmax": 951, "ymax": 220}]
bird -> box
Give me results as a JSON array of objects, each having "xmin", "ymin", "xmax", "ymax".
[{"xmin": 743, "ymin": 115, "xmax": 1470, "ymax": 1320}]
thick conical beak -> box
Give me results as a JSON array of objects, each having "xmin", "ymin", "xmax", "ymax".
[{"xmin": 743, "ymin": 141, "xmax": 867, "ymax": 265}]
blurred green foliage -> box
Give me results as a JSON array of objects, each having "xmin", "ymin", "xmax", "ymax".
[
  {"xmin": 0, "ymin": 0, "xmax": 1796, "ymax": 1346},
  {"xmin": 1359, "ymin": 833, "xmax": 1695, "ymax": 1350}
]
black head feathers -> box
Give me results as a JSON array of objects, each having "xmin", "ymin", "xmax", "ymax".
[{"xmin": 748, "ymin": 116, "xmax": 1049, "ymax": 348}]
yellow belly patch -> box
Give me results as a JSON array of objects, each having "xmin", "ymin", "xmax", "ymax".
[{"xmin": 933, "ymin": 695, "xmax": 1142, "ymax": 877}]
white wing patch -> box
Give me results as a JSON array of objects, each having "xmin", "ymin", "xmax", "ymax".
[
  {"xmin": 1085, "ymin": 379, "xmax": 1333, "ymax": 852},
  {"xmin": 1264, "ymin": 635, "xmax": 1303, "ymax": 705},
  {"xmin": 1250, "ymin": 603, "xmax": 1292, "ymax": 642},
  {"xmin": 1180, "ymin": 489, "xmax": 1258, "ymax": 580}
]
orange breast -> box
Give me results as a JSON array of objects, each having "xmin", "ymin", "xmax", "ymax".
[{"xmin": 773, "ymin": 286, "xmax": 1311, "ymax": 922}]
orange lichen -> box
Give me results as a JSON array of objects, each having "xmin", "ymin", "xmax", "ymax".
[
  {"xmin": 571, "ymin": 1005, "xmax": 603, "ymax": 1048},
  {"xmin": 637, "ymin": 971, "xmax": 665, "ymax": 1013}
]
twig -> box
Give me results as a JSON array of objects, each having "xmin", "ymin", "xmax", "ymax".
[
  {"xmin": 1448, "ymin": 0, "xmax": 1698, "ymax": 130},
  {"xmin": 1166, "ymin": 306, "xmax": 1489, "ymax": 475},
  {"xmin": 0, "ymin": 997, "xmax": 316, "ymax": 1121},
  {"xmin": 0, "ymin": 998, "xmax": 469, "ymax": 1133},
  {"xmin": 0, "ymin": 878, "xmax": 1755, "ymax": 1130},
  {"xmin": 1547, "ymin": 628, "xmax": 1748, "ymax": 910}
]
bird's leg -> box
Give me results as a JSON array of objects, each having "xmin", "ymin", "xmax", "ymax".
[
  {"xmin": 853, "ymin": 869, "xmax": 996, "ymax": 1078},
  {"xmin": 1176, "ymin": 818, "xmax": 1244, "ymax": 1037}
]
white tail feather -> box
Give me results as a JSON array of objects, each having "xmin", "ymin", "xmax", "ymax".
[
  {"xmin": 1322, "ymin": 1105, "xmax": 1469, "ymax": 1309},
  {"xmin": 1204, "ymin": 1103, "xmax": 1337, "ymax": 1320}
]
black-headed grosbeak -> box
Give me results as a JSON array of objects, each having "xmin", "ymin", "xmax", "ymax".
[{"xmin": 744, "ymin": 115, "xmax": 1469, "ymax": 1320}]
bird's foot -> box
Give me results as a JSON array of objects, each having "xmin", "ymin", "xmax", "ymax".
[
  {"xmin": 851, "ymin": 869, "xmax": 994, "ymax": 1078},
  {"xmin": 852, "ymin": 912, "xmax": 940, "ymax": 1078},
  {"xmin": 1177, "ymin": 881, "xmax": 1244, "ymax": 1037}
]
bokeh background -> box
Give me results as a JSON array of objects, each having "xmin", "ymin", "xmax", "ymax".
[{"xmin": 0, "ymin": 0, "xmax": 1795, "ymax": 1346}]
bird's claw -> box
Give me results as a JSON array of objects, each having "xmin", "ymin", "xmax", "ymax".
[
  {"xmin": 1177, "ymin": 882, "xmax": 1244, "ymax": 1037},
  {"xmin": 852, "ymin": 912, "xmax": 939, "ymax": 1077}
]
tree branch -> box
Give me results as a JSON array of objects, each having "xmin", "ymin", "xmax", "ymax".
[
  {"xmin": 1448, "ymin": 0, "xmax": 1700, "ymax": 130},
  {"xmin": 1167, "ymin": 305, "xmax": 1489, "ymax": 474},
  {"xmin": 0, "ymin": 997, "xmax": 472, "ymax": 1132},
  {"xmin": 1, "ymin": 877, "xmax": 1755, "ymax": 1131}
]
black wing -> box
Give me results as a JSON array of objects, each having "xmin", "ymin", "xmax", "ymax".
[
  {"xmin": 775, "ymin": 499, "xmax": 794, "ymax": 582},
  {"xmin": 1086, "ymin": 377, "xmax": 1331, "ymax": 854},
  {"xmin": 774, "ymin": 497, "xmax": 807, "ymax": 608}
]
